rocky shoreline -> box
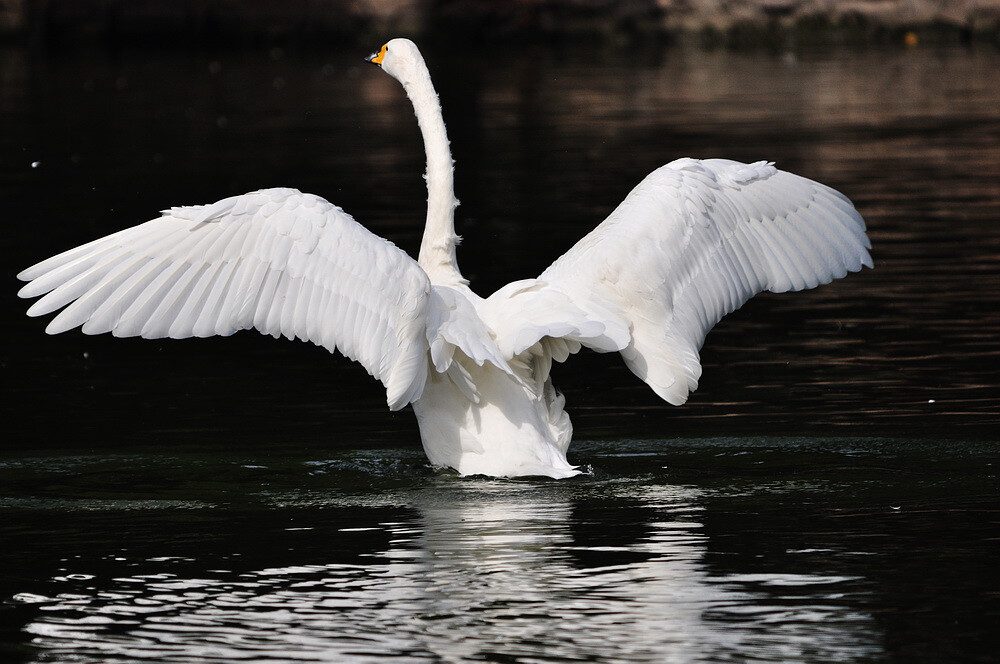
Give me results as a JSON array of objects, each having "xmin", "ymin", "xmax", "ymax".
[{"xmin": 3, "ymin": 0, "xmax": 999, "ymax": 45}]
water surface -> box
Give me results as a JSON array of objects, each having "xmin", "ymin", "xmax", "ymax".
[{"xmin": 1, "ymin": 42, "xmax": 998, "ymax": 663}]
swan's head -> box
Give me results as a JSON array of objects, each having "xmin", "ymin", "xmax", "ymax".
[{"xmin": 366, "ymin": 38, "xmax": 427, "ymax": 85}]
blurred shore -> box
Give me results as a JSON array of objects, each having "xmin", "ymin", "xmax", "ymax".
[{"xmin": 2, "ymin": 0, "xmax": 999, "ymax": 47}]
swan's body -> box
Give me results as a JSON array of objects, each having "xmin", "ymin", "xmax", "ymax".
[{"xmin": 17, "ymin": 39, "xmax": 872, "ymax": 478}]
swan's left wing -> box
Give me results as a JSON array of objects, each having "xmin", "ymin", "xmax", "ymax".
[
  {"xmin": 18, "ymin": 188, "xmax": 432, "ymax": 409},
  {"xmin": 520, "ymin": 158, "xmax": 872, "ymax": 405}
]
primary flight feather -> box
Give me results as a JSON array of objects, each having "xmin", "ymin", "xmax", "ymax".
[{"xmin": 18, "ymin": 38, "xmax": 872, "ymax": 478}]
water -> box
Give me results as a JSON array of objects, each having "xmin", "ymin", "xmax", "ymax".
[
  {"xmin": 1, "ymin": 439, "xmax": 995, "ymax": 663},
  {"xmin": 1, "ymin": 42, "xmax": 998, "ymax": 663}
]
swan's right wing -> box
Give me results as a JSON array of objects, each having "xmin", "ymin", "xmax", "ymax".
[
  {"xmin": 18, "ymin": 188, "xmax": 431, "ymax": 410},
  {"xmin": 533, "ymin": 158, "xmax": 873, "ymax": 405}
]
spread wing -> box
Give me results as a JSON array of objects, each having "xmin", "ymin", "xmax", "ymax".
[
  {"xmin": 521, "ymin": 158, "xmax": 872, "ymax": 405},
  {"xmin": 17, "ymin": 188, "xmax": 432, "ymax": 410}
]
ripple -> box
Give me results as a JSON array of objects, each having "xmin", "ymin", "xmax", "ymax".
[{"xmin": 11, "ymin": 481, "xmax": 883, "ymax": 663}]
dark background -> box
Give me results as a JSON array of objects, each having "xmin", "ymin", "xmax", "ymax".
[
  {"xmin": 3, "ymin": 37, "xmax": 999, "ymax": 452},
  {"xmin": 0, "ymin": 6, "xmax": 998, "ymax": 663}
]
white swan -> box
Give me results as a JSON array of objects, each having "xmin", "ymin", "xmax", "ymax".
[{"xmin": 17, "ymin": 39, "xmax": 872, "ymax": 478}]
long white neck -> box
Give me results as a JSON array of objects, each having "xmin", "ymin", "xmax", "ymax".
[{"xmin": 400, "ymin": 62, "xmax": 465, "ymax": 286}]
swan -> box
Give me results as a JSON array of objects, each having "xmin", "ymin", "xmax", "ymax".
[{"xmin": 17, "ymin": 39, "xmax": 872, "ymax": 478}]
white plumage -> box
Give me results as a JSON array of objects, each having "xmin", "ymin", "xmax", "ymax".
[
  {"xmin": 20, "ymin": 188, "xmax": 433, "ymax": 410},
  {"xmin": 18, "ymin": 39, "xmax": 872, "ymax": 478}
]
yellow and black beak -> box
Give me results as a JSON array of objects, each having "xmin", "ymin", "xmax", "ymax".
[{"xmin": 365, "ymin": 44, "xmax": 388, "ymax": 66}]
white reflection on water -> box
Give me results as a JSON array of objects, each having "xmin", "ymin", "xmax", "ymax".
[{"xmin": 18, "ymin": 481, "xmax": 881, "ymax": 663}]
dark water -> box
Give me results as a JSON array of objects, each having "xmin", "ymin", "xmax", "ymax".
[{"xmin": 1, "ymin": 42, "xmax": 998, "ymax": 662}]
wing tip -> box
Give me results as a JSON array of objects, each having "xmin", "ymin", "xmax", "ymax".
[{"xmin": 650, "ymin": 381, "xmax": 690, "ymax": 406}]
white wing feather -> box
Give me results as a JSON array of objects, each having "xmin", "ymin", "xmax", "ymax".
[
  {"xmin": 425, "ymin": 286, "xmax": 511, "ymax": 374},
  {"xmin": 17, "ymin": 188, "xmax": 432, "ymax": 410},
  {"xmin": 536, "ymin": 158, "xmax": 873, "ymax": 406}
]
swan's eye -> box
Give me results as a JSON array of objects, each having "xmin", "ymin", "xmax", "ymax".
[{"xmin": 367, "ymin": 44, "xmax": 388, "ymax": 66}]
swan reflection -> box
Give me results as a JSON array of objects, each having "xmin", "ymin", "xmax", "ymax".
[{"xmin": 18, "ymin": 479, "xmax": 880, "ymax": 662}]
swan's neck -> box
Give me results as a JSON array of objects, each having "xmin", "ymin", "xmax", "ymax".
[{"xmin": 402, "ymin": 66, "xmax": 465, "ymax": 286}]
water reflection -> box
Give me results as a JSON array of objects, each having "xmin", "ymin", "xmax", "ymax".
[{"xmin": 16, "ymin": 478, "xmax": 880, "ymax": 663}]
